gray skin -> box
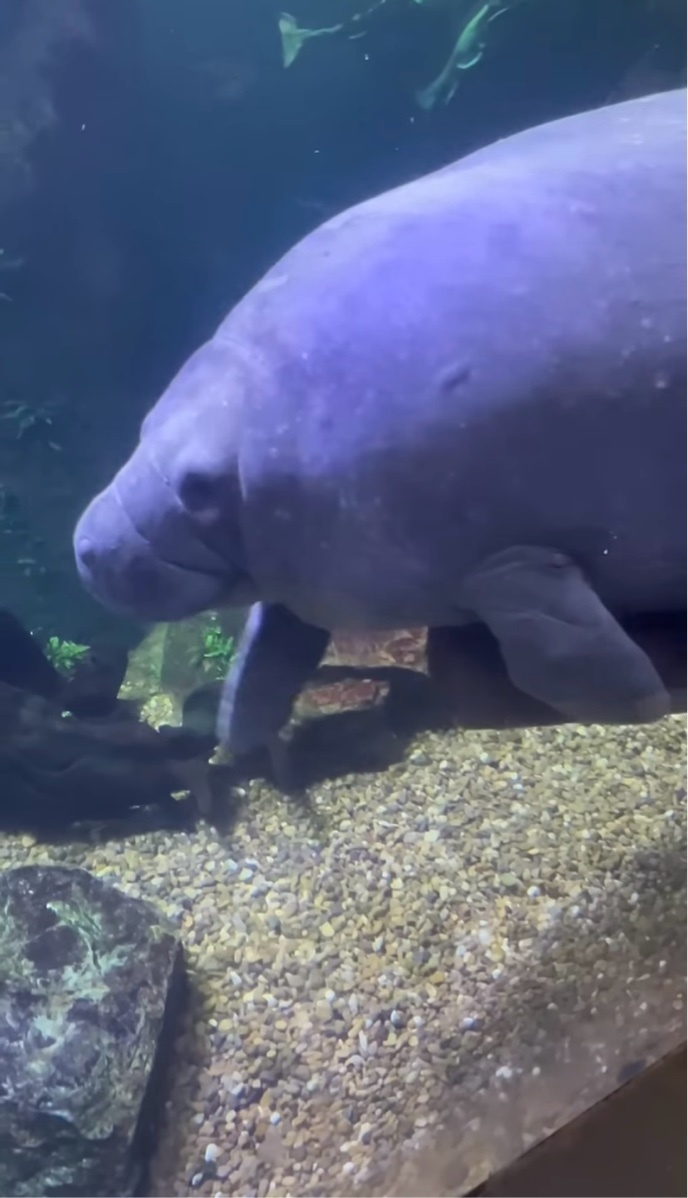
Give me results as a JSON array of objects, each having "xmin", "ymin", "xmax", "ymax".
[{"xmin": 74, "ymin": 89, "xmax": 687, "ymax": 761}]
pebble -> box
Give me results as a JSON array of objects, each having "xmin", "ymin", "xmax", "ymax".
[{"xmin": 461, "ymin": 1016, "xmax": 481, "ymax": 1031}]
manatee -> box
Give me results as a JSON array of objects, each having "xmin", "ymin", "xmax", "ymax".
[{"xmin": 74, "ymin": 89, "xmax": 687, "ymax": 768}]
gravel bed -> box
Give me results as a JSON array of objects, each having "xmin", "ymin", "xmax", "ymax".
[{"xmin": 0, "ymin": 712, "xmax": 685, "ymax": 1197}]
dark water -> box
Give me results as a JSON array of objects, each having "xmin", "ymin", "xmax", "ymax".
[{"xmin": 0, "ymin": 0, "xmax": 685, "ymax": 642}]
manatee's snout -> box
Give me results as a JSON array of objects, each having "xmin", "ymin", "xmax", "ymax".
[
  {"xmin": 74, "ymin": 445, "xmax": 249, "ymax": 621},
  {"xmin": 74, "ymin": 491, "xmax": 230, "ymax": 621}
]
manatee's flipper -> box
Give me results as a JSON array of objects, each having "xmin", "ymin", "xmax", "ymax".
[
  {"xmin": 456, "ymin": 546, "xmax": 671, "ymax": 725},
  {"xmin": 217, "ymin": 602, "xmax": 330, "ymax": 762}
]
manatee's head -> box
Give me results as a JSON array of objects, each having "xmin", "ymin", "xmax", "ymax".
[{"xmin": 74, "ymin": 341, "xmax": 258, "ymax": 621}]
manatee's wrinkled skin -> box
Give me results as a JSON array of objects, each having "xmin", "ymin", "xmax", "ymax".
[{"xmin": 74, "ymin": 90, "xmax": 687, "ymax": 755}]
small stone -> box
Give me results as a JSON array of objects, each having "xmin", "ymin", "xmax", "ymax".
[
  {"xmin": 428, "ymin": 970, "xmax": 446, "ymax": 984},
  {"xmin": 461, "ymin": 1016, "xmax": 481, "ymax": 1031},
  {"xmin": 236, "ymin": 1155, "xmax": 260, "ymax": 1185},
  {"xmin": 205, "ymin": 1144, "xmax": 220, "ymax": 1164},
  {"xmin": 320, "ymin": 921, "xmax": 335, "ymax": 938},
  {"xmin": 500, "ymin": 873, "xmax": 520, "ymax": 891},
  {"xmin": 315, "ymin": 999, "xmax": 333, "ymax": 1021},
  {"xmin": 358, "ymin": 1121, "xmax": 372, "ymax": 1144},
  {"xmin": 390, "ymin": 1008, "xmax": 405, "ymax": 1028},
  {"xmin": 191, "ymin": 1173, "xmax": 204, "ymax": 1188},
  {"xmin": 526, "ymin": 885, "xmax": 542, "ymax": 898},
  {"xmin": 250, "ymin": 882, "xmax": 270, "ymax": 899}
]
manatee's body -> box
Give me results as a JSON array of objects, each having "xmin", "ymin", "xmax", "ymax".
[{"xmin": 74, "ymin": 89, "xmax": 687, "ymax": 759}]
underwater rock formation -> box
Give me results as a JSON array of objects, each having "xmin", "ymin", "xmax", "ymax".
[
  {"xmin": 0, "ymin": 865, "xmax": 183, "ymax": 1198},
  {"xmin": 0, "ymin": 610, "xmax": 220, "ymax": 832},
  {"xmin": 0, "ymin": 681, "xmax": 219, "ymax": 831}
]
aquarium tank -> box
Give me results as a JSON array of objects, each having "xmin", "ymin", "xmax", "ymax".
[{"xmin": 0, "ymin": 1, "xmax": 685, "ymax": 1196}]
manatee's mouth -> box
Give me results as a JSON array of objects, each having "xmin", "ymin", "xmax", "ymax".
[{"xmin": 74, "ymin": 485, "xmax": 254, "ymax": 622}]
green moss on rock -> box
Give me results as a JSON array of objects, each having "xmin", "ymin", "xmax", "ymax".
[{"xmin": 0, "ymin": 865, "xmax": 183, "ymax": 1197}]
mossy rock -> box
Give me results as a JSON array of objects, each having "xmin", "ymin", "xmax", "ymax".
[{"xmin": 0, "ymin": 865, "xmax": 183, "ymax": 1197}]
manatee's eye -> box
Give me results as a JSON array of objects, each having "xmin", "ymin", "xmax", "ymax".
[{"xmin": 179, "ymin": 471, "xmax": 219, "ymax": 515}]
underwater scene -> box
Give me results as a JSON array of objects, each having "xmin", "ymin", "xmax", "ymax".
[{"xmin": 0, "ymin": 1, "xmax": 686, "ymax": 1195}]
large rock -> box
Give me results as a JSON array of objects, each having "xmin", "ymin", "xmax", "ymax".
[{"xmin": 0, "ymin": 865, "xmax": 183, "ymax": 1197}]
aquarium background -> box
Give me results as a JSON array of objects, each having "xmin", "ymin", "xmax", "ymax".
[
  {"xmin": 0, "ymin": 3, "xmax": 686, "ymax": 1197},
  {"xmin": 0, "ymin": 0, "xmax": 685, "ymax": 644}
]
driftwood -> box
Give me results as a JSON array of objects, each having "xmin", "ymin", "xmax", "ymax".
[{"xmin": 0, "ymin": 611, "xmax": 221, "ymax": 832}]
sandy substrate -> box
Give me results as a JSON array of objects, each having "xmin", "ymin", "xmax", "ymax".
[{"xmin": 0, "ymin": 705, "xmax": 685, "ymax": 1197}]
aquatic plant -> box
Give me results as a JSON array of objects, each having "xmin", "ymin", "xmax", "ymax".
[
  {"xmin": 198, "ymin": 616, "xmax": 237, "ymax": 679},
  {"xmin": 278, "ymin": 0, "xmax": 525, "ymax": 108},
  {"xmin": 44, "ymin": 636, "xmax": 90, "ymax": 676}
]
